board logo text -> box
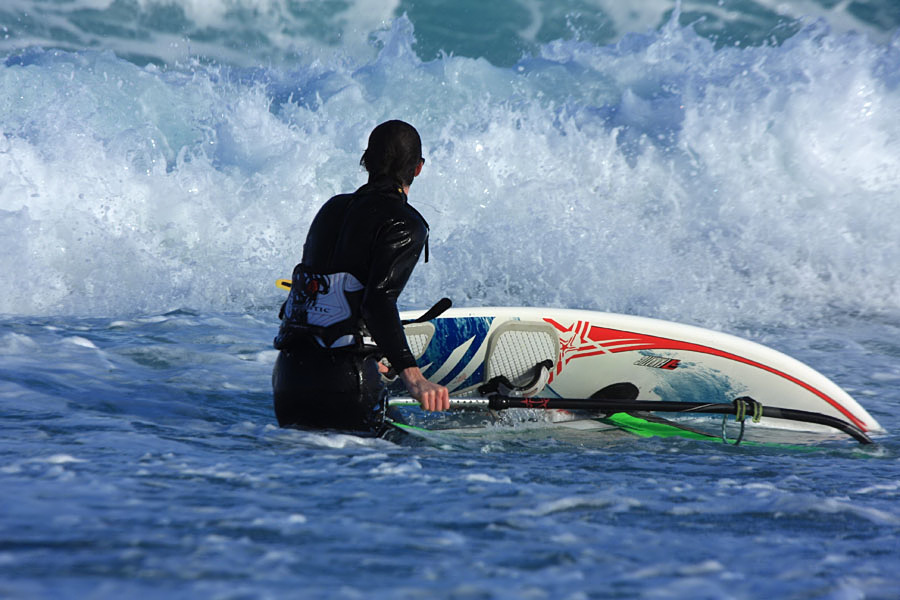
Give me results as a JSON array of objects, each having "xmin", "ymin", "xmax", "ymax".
[{"xmin": 634, "ymin": 355, "xmax": 680, "ymax": 370}]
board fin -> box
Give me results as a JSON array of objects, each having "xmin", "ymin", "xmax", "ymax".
[{"xmin": 590, "ymin": 382, "xmax": 640, "ymax": 401}]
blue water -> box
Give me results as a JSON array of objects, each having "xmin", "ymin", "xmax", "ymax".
[{"xmin": 2, "ymin": 1, "xmax": 900, "ymax": 598}]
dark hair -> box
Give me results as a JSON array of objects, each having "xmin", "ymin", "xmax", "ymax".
[{"xmin": 359, "ymin": 120, "xmax": 422, "ymax": 187}]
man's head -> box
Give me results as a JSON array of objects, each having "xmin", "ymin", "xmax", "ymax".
[{"xmin": 360, "ymin": 120, "xmax": 423, "ymax": 188}]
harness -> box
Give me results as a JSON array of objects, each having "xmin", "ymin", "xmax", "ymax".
[{"xmin": 274, "ymin": 268, "xmax": 367, "ymax": 350}]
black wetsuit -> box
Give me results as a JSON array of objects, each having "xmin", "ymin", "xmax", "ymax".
[{"xmin": 272, "ymin": 178, "xmax": 429, "ymax": 433}]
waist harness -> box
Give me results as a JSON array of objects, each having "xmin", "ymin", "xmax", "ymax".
[{"xmin": 274, "ymin": 268, "xmax": 366, "ymax": 350}]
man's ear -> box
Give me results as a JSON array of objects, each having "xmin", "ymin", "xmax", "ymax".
[{"xmin": 414, "ymin": 161, "xmax": 423, "ymax": 178}]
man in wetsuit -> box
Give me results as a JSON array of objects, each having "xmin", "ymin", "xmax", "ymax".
[{"xmin": 272, "ymin": 120, "xmax": 449, "ymax": 434}]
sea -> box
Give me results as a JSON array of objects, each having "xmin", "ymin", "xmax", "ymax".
[{"xmin": 2, "ymin": 0, "xmax": 900, "ymax": 598}]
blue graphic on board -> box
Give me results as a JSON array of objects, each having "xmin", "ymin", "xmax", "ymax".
[
  {"xmin": 418, "ymin": 317, "xmax": 494, "ymax": 391},
  {"xmin": 626, "ymin": 351, "xmax": 745, "ymax": 404},
  {"xmin": 651, "ymin": 362, "xmax": 745, "ymax": 404}
]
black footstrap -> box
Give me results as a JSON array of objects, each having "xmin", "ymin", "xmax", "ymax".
[{"xmin": 478, "ymin": 360, "xmax": 554, "ymax": 398}]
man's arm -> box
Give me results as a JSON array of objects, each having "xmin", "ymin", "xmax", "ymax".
[
  {"xmin": 361, "ymin": 214, "xmax": 426, "ymax": 367},
  {"xmin": 362, "ymin": 215, "xmax": 449, "ymax": 411}
]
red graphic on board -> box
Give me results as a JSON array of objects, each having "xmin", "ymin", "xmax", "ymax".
[
  {"xmin": 547, "ymin": 320, "xmax": 685, "ymax": 374},
  {"xmin": 542, "ymin": 318, "xmax": 867, "ymax": 431}
]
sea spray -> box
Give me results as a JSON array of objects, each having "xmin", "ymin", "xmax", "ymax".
[{"xmin": 1, "ymin": 15, "xmax": 899, "ymax": 328}]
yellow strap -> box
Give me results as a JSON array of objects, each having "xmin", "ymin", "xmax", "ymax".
[
  {"xmin": 735, "ymin": 399, "xmax": 746, "ymax": 422},
  {"xmin": 276, "ymin": 278, "xmax": 292, "ymax": 290}
]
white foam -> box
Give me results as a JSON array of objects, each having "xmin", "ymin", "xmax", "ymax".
[
  {"xmin": 65, "ymin": 336, "xmax": 98, "ymax": 349},
  {"xmin": 1, "ymin": 18, "xmax": 898, "ymax": 328},
  {"xmin": 0, "ymin": 333, "xmax": 39, "ymax": 354},
  {"xmin": 368, "ymin": 459, "xmax": 423, "ymax": 475},
  {"xmin": 465, "ymin": 473, "xmax": 512, "ymax": 484},
  {"xmin": 31, "ymin": 454, "xmax": 87, "ymax": 464},
  {"xmin": 519, "ymin": 494, "xmax": 642, "ymax": 516},
  {"xmin": 854, "ymin": 480, "xmax": 900, "ymax": 495}
]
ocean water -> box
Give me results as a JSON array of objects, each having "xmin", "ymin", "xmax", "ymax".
[{"xmin": 2, "ymin": 1, "xmax": 900, "ymax": 598}]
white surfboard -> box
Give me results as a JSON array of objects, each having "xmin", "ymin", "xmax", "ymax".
[{"xmin": 398, "ymin": 306, "xmax": 883, "ymax": 435}]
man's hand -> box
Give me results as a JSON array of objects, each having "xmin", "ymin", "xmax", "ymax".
[{"xmin": 398, "ymin": 366, "xmax": 450, "ymax": 412}]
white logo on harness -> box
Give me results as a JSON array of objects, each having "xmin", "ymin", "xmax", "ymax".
[{"xmin": 305, "ymin": 272, "xmax": 364, "ymax": 328}]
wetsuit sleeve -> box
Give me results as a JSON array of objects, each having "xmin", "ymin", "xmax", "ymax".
[{"xmin": 361, "ymin": 215, "xmax": 428, "ymax": 371}]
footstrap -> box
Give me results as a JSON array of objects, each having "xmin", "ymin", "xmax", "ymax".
[{"xmin": 478, "ymin": 360, "xmax": 553, "ymax": 398}]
